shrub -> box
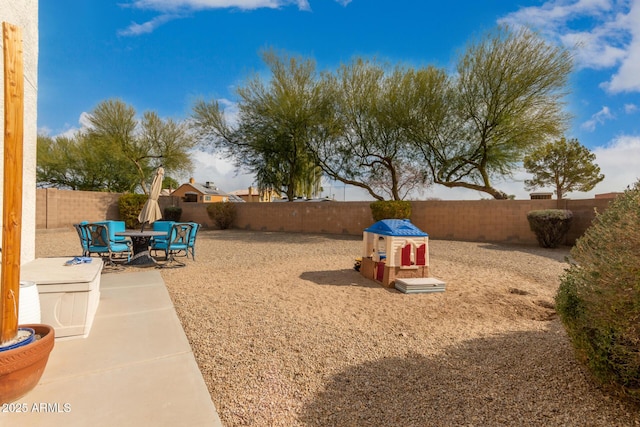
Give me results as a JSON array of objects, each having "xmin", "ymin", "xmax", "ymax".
[
  {"xmin": 526, "ymin": 209, "xmax": 573, "ymax": 248},
  {"xmin": 206, "ymin": 202, "xmax": 237, "ymax": 229},
  {"xmin": 118, "ymin": 194, "xmax": 149, "ymax": 229},
  {"xmin": 164, "ymin": 206, "xmax": 182, "ymax": 221},
  {"xmin": 370, "ymin": 200, "xmax": 412, "ymax": 222},
  {"xmin": 556, "ymin": 181, "xmax": 640, "ymax": 403}
]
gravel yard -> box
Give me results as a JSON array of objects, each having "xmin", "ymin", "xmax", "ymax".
[{"xmin": 37, "ymin": 228, "xmax": 640, "ymax": 426}]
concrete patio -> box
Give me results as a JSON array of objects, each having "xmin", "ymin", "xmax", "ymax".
[{"xmin": 0, "ymin": 269, "xmax": 222, "ymax": 426}]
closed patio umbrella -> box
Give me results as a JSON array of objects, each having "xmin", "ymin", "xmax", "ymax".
[{"xmin": 138, "ymin": 166, "xmax": 164, "ymax": 231}]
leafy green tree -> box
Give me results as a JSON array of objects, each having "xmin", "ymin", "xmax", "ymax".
[
  {"xmin": 411, "ymin": 26, "xmax": 573, "ymax": 199},
  {"xmin": 36, "ymin": 133, "xmax": 138, "ymax": 192},
  {"xmin": 162, "ymin": 176, "xmax": 179, "ymax": 191},
  {"xmin": 192, "ymin": 50, "xmax": 330, "ymax": 201},
  {"xmin": 524, "ymin": 137, "xmax": 604, "ymax": 200},
  {"xmin": 193, "ymin": 26, "xmax": 571, "ymax": 201},
  {"xmin": 312, "ymin": 59, "xmax": 429, "ymax": 201},
  {"xmin": 86, "ymin": 99, "xmax": 195, "ymax": 194}
]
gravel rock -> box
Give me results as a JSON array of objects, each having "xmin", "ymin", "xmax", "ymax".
[{"xmin": 37, "ymin": 229, "xmax": 640, "ymax": 426}]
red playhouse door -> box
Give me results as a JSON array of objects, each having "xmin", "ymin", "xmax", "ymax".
[{"xmin": 376, "ymin": 262, "xmax": 385, "ymax": 282}]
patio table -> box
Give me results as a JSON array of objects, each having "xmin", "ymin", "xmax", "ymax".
[{"xmin": 115, "ymin": 230, "xmax": 167, "ymax": 267}]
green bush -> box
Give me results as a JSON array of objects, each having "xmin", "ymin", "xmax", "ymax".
[
  {"xmin": 370, "ymin": 200, "xmax": 412, "ymax": 222},
  {"xmin": 556, "ymin": 181, "xmax": 640, "ymax": 403},
  {"xmin": 526, "ymin": 209, "xmax": 573, "ymax": 248},
  {"xmin": 118, "ymin": 194, "xmax": 149, "ymax": 229},
  {"xmin": 206, "ymin": 202, "xmax": 237, "ymax": 230},
  {"xmin": 164, "ymin": 206, "xmax": 182, "ymax": 221}
]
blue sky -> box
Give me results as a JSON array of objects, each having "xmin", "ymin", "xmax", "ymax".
[{"xmin": 38, "ymin": 0, "xmax": 640, "ymax": 200}]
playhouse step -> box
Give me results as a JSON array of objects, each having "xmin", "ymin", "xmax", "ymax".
[{"xmin": 395, "ymin": 277, "xmax": 446, "ymax": 294}]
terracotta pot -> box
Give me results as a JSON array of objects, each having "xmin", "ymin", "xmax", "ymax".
[{"xmin": 0, "ymin": 324, "xmax": 55, "ymax": 404}]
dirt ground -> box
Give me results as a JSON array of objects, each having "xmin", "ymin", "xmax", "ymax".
[{"xmin": 37, "ymin": 229, "xmax": 640, "ymax": 426}]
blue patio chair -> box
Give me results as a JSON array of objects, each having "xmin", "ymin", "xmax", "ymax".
[
  {"xmin": 73, "ymin": 221, "xmax": 90, "ymax": 257},
  {"xmin": 155, "ymin": 222, "xmax": 192, "ymax": 268},
  {"xmin": 81, "ymin": 222, "xmax": 132, "ymax": 265},
  {"xmin": 96, "ymin": 220, "xmax": 129, "ymax": 244},
  {"xmin": 150, "ymin": 221, "xmax": 174, "ymax": 258},
  {"xmin": 186, "ymin": 222, "xmax": 199, "ymax": 260}
]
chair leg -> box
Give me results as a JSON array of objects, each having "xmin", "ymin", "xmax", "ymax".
[{"xmin": 158, "ymin": 250, "xmax": 186, "ymax": 268}]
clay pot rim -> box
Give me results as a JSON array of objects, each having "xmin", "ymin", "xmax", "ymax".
[{"xmin": 0, "ymin": 324, "xmax": 55, "ymax": 375}]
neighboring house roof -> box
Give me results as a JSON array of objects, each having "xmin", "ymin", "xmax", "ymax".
[
  {"xmin": 230, "ymin": 187, "xmax": 280, "ymax": 202},
  {"xmin": 227, "ymin": 194, "xmax": 245, "ymax": 203},
  {"xmin": 175, "ymin": 180, "xmax": 245, "ymax": 202},
  {"xmin": 230, "ymin": 187, "xmax": 260, "ymax": 196},
  {"xmin": 186, "ymin": 182, "xmax": 228, "ymax": 196}
]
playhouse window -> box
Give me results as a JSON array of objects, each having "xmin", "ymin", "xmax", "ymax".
[
  {"xmin": 375, "ymin": 236, "xmax": 386, "ymax": 261},
  {"xmin": 401, "ymin": 243, "xmax": 427, "ymax": 267}
]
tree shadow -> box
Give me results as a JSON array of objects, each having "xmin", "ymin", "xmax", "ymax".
[{"xmin": 299, "ymin": 324, "xmax": 640, "ymax": 426}]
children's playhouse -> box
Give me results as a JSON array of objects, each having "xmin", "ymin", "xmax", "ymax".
[{"xmin": 360, "ymin": 219, "xmax": 431, "ymax": 288}]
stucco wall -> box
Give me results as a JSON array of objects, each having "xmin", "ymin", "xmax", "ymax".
[{"xmin": 0, "ymin": 1, "xmax": 38, "ymax": 264}]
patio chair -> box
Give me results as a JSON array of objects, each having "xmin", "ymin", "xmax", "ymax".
[
  {"xmin": 96, "ymin": 220, "xmax": 129, "ymax": 244},
  {"xmin": 186, "ymin": 222, "xmax": 199, "ymax": 260},
  {"xmin": 149, "ymin": 220, "xmax": 175, "ymax": 258},
  {"xmin": 81, "ymin": 222, "xmax": 132, "ymax": 265},
  {"xmin": 156, "ymin": 222, "xmax": 192, "ymax": 268},
  {"xmin": 73, "ymin": 221, "xmax": 90, "ymax": 257}
]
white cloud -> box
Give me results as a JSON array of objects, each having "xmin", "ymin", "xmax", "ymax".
[
  {"xmin": 500, "ymin": 0, "xmax": 640, "ymax": 93},
  {"xmin": 37, "ymin": 126, "xmax": 53, "ymax": 137},
  {"xmin": 118, "ymin": 0, "xmax": 353, "ymax": 35},
  {"xmin": 591, "ymin": 135, "xmax": 640, "ymax": 192},
  {"xmin": 499, "ymin": 0, "xmax": 612, "ymax": 29},
  {"xmin": 78, "ymin": 112, "xmax": 93, "ymax": 129},
  {"xmin": 559, "ymin": 29, "xmax": 627, "ymax": 69},
  {"xmin": 624, "ymin": 103, "xmax": 638, "ymax": 113},
  {"xmin": 118, "ymin": 14, "xmax": 178, "ymax": 36},
  {"xmin": 581, "ymin": 105, "xmax": 614, "ymax": 131},
  {"xmin": 127, "ymin": 0, "xmax": 310, "ymax": 12},
  {"xmin": 217, "ymin": 98, "xmax": 240, "ymax": 126},
  {"xmin": 190, "ymin": 149, "xmax": 255, "ymax": 192},
  {"xmin": 42, "ymin": 112, "xmax": 94, "ymax": 139}
]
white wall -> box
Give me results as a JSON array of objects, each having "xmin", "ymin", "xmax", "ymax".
[{"xmin": 0, "ymin": 1, "xmax": 38, "ymax": 263}]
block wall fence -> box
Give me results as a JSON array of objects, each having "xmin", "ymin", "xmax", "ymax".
[{"xmin": 35, "ymin": 188, "xmax": 612, "ymax": 245}]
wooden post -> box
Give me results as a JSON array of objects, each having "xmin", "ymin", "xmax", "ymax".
[{"xmin": 1, "ymin": 22, "xmax": 24, "ymax": 344}]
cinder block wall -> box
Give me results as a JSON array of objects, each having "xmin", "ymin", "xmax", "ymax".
[
  {"xmin": 410, "ymin": 200, "xmax": 558, "ymax": 243},
  {"xmin": 37, "ymin": 188, "xmax": 121, "ymax": 229},
  {"xmin": 228, "ymin": 199, "xmax": 610, "ymax": 245},
  {"xmin": 37, "ymin": 188, "xmax": 613, "ymax": 246},
  {"xmin": 231, "ymin": 201, "xmax": 373, "ymax": 235},
  {"xmin": 559, "ymin": 198, "xmax": 612, "ymax": 243}
]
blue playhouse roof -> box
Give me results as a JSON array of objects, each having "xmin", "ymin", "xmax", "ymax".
[{"xmin": 364, "ymin": 219, "xmax": 428, "ymax": 237}]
